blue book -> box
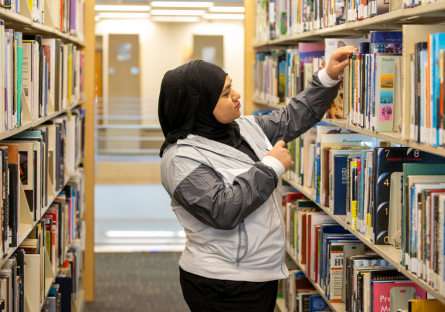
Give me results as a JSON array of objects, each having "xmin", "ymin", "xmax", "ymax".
[
  {"xmin": 333, "ymin": 155, "xmax": 348, "ymax": 214},
  {"xmin": 318, "ymin": 225, "xmax": 350, "ymax": 283},
  {"xmin": 359, "ymin": 42, "xmax": 370, "ymax": 54},
  {"xmin": 370, "ymin": 31, "xmax": 403, "ymax": 55},
  {"xmin": 321, "ymin": 235, "xmax": 357, "ymax": 288},
  {"xmin": 315, "ymin": 156, "xmax": 320, "ymax": 203},
  {"xmin": 309, "ymin": 295, "xmax": 329, "ymax": 312},
  {"xmin": 252, "ymin": 110, "xmax": 275, "ymax": 116}
]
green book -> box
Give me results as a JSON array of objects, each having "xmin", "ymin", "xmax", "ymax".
[{"xmin": 401, "ymin": 163, "xmax": 445, "ymax": 268}]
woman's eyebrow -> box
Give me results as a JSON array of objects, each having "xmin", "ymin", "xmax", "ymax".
[{"xmin": 221, "ymin": 80, "xmax": 233, "ymax": 94}]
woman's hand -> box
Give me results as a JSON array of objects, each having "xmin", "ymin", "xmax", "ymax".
[
  {"xmin": 326, "ymin": 45, "xmax": 358, "ymax": 80},
  {"xmin": 266, "ymin": 140, "xmax": 294, "ymax": 171}
]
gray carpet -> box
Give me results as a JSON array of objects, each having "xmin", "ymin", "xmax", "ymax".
[{"xmin": 84, "ymin": 252, "xmax": 190, "ymax": 312}]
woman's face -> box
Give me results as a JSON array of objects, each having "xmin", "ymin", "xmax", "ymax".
[{"xmin": 213, "ymin": 75, "xmax": 241, "ymax": 124}]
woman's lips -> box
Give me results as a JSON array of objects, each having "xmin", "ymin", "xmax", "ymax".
[{"xmin": 236, "ymin": 102, "xmax": 241, "ymax": 109}]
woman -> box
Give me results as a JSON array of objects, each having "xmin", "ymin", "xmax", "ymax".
[{"xmin": 159, "ymin": 46, "xmax": 356, "ymax": 312}]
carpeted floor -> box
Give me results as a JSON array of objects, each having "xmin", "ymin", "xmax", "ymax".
[{"xmin": 84, "ymin": 252, "xmax": 190, "ymax": 312}]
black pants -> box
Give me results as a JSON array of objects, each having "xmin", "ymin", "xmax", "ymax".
[{"xmin": 179, "ymin": 267, "xmax": 278, "ymax": 312}]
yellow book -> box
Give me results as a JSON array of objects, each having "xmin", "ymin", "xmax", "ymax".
[
  {"xmin": 411, "ymin": 299, "xmax": 445, "ymax": 312},
  {"xmin": 68, "ymin": 52, "xmax": 72, "ymax": 106}
]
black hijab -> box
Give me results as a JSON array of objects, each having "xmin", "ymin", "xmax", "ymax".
[{"xmin": 158, "ymin": 60, "xmax": 242, "ymax": 157}]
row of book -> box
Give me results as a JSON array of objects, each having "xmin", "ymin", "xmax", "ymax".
[
  {"xmin": 0, "ymin": 176, "xmax": 85, "ymax": 312},
  {"xmin": 284, "ymin": 121, "xmax": 445, "ymax": 297},
  {"xmin": 282, "ymin": 193, "xmax": 445, "ymax": 311},
  {"xmin": 253, "ymin": 43, "xmax": 325, "ymax": 106},
  {"xmin": 254, "ymin": 0, "xmax": 439, "ymax": 43},
  {"xmin": 0, "ymin": 25, "xmax": 85, "ymax": 132},
  {"xmin": 0, "ymin": 106, "xmax": 84, "ymax": 260},
  {"xmin": 255, "ymin": 29, "xmax": 445, "ymax": 147},
  {"xmin": 282, "ymin": 273, "xmax": 332, "ymax": 312},
  {"xmin": 326, "ymin": 31, "xmax": 445, "ymax": 147},
  {"xmin": 1, "ymin": 0, "xmax": 85, "ymax": 39}
]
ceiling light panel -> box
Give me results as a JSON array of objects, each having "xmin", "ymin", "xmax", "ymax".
[
  {"xmin": 151, "ymin": 9, "xmax": 205, "ymax": 16},
  {"xmin": 152, "ymin": 16, "xmax": 200, "ymax": 22},
  {"xmin": 97, "ymin": 12, "xmax": 150, "ymax": 18},
  {"xmin": 208, "ymin": 6, "xmax": 245, "ymax": 13},
  {"xmin": 95, "ymin": 5, "xmax": 151, "ymax": 11},
  {"xmin": 203, "ymin": 14, "xmax": 245, "ymax": 19},
  {"xmin": 151, "ymin": 1, "xmax": 213, "ymax": 8}
]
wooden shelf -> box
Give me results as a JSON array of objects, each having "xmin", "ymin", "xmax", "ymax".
[
  {"xmin": 321, "ymin": 118, "xmax": 406, "ymax": 145},
  {"xmin": 0, "ymin": 100, "xmax": 83, "ymax": 268},
  {"xmin": 0, "ymin": 101, "xmax": 82, "ymax": 142},
  {"xmin": 283, "ymin": 176, "xmax": 445, "ymax": 305},
  {"xmin": 252, "ymin": 98, "xmax": 285, "ymax": 110},
  {"xmin": 275, "ymin": 298, "xmax": 285, "ymax": 312},
  {"xmin": 253, "ymin": 4, "xmax": 445, "ymax": 48},
  {"xmin": 0, "ymin": 7, "xmax": 84, "ymax": 46}
]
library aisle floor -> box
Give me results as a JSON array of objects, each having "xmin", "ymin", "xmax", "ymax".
[
  {"xmin": 84, "ymin": 252, "xmax": 189, "ymax": 312},
  {"xmin": 95, "ymin": 184, "xmax": 185, "ymax": 252}
]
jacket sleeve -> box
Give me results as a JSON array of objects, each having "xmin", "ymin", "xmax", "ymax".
[
  {"xmin": 173, "ymin": 161, "xmax": 279, "ymax": 230},
  {"xmin": 254, "ymin": 71, "xmax": 340, "ymax": 145}
]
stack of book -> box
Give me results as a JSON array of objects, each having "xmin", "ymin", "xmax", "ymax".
[{"xmin": 282, "ymin": 192, "xmax": 445, "ymax": 312}]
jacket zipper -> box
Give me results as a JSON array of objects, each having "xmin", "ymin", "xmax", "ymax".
[{"xmin": 271, "ymin": 191, "xmax": 288, "ymax": 276}]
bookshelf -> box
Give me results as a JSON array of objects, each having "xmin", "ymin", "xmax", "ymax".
[
  {"xmin": 276, "ymin": 298, "xmax": 286, "ymax": 312},
  {"xmin": 251, "ymin": 2, "xmax": 445, "ymax": 49},
  {"xmin": 286, "ymin": 248, "xmax": 346, "ymax": 312},
  {"xmin": 243, "ymin": 0, "xmax": 445, "ymax": 309},
  {"xmin": 283, "ymin": 175, "xmax": 445, "ymax": 308},
  {"xmin": 0, "ymin": 0, "xmax": 93, "ymax": 311}
]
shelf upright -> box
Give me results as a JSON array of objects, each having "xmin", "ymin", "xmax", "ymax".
[{"xmin": 84, "ymin": 0, "xmax": 96, "ymax": 302}]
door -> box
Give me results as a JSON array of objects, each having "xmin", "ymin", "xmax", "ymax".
[{"xmin": 108, "ymin": 34, "xmax": 140, "ymax": 98}]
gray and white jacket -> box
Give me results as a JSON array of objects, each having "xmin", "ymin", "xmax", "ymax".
[{"xmin": 161, "ymin": 70, "xmax": 340, "ymax": 282}]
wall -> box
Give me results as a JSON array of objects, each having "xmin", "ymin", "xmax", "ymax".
[{"xmin": 95, "ymin": 18, "xmax": 245, "ymax": 114}]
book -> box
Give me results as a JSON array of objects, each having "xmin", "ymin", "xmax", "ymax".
[
  {"xmin": 372, "ymin": 147, "xmax": 445, "ymax": 245},
  {"xmin": 325, "ymin": 37, "xmax": 368, "ymax": 120}
]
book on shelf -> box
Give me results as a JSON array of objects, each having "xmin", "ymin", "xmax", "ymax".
[
  {"xmin": 253, "ymin": 0, "xmax": 435, "ymax": 43},
  {"xmin": 325, "ymin": 37, "xmax": 368, "ymax": 121},
  {"xmin": 282, "ymin": 191, "xmax": 437, "ymax": 311}
]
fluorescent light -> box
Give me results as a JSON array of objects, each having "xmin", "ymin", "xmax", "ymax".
[
  {"xmin": 152, "ymin": 16, "xmax": 200, "ymax": 22},
  {"xmin": 97, "ymin": 12, "xmax": 150, "ymax": 18},
  {"xmin": 151, "ymin": 1, "xmax": 213, "ymax": 8},
  {"xmin": 203, "ymin": 14, "xmax": 244, "ymax": 19},
  {"xmin": 95, "ymin": 5, "xmax": 151, "ymax": 11},
  {"xmin": 105, "ymin": 231, "xmax": 186, "ymax": 238},
  {"xmin": 209, "ymin": 6, "xmax": 245, "ymax": 13},
  {"xmin": 151, "ymin": 9, "xmax": 205, "ymax": 16}
]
